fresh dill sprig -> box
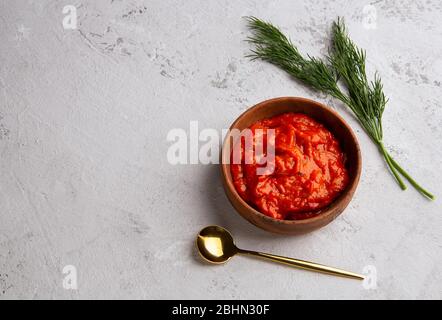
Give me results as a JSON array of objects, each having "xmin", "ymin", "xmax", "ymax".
[
  {"xmin": 246, "ymin": 17, "xmax": 340, "ymax": 97},
  {"xmin": 246, "ymin": 16, "xmax": 434, "ymax": 200}
]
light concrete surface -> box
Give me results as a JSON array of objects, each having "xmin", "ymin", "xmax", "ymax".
[{"xmin": 0, "ymin": 0, "xmax": 441, "ymax": 299}]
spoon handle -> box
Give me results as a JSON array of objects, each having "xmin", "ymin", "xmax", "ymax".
[{"xmin": 238, "ymin": 249, "xmax": 364, "ymax": 280}]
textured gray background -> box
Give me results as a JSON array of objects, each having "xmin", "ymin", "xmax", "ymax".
[{"xmin": 1, "ymin": 0, "xmax": 441, "ymax": 299}]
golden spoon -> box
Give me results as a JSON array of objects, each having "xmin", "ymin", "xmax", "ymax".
[{"xmin": 196, "ymin": 225, "xmax": 364, "ymax": 280}]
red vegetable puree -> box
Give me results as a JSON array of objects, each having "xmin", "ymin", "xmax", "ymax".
[{"xmin": 230, "ymin": 112, "xmax": 349, "ymax": 220}]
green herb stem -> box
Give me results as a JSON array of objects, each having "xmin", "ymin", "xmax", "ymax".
[
  {"xmin": 386, "ymin": 152, "xmax": 435, "ymax": 200},
  {"xmin": 377, "ymin": 142, "xmax": 407, "ymax": 190}
]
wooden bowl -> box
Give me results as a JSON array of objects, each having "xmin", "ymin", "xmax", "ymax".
[{"xmin": 220, "ymin": 97, "xmax": 361, "ymax": 235}]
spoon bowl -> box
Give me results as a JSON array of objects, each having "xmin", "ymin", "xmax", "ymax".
[{"xmin": 196, "ymin": 226, "xmax": 238, "ymax": 264}]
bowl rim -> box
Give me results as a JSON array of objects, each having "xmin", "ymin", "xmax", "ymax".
[{"xmin": 220, "ymin": 96, "xmax": 362, "ymax": 226}]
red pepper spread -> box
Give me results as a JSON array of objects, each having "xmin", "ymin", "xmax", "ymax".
[{"xmin": 231, "ymin": 112, "xmax": 349, "ymax": 220}]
